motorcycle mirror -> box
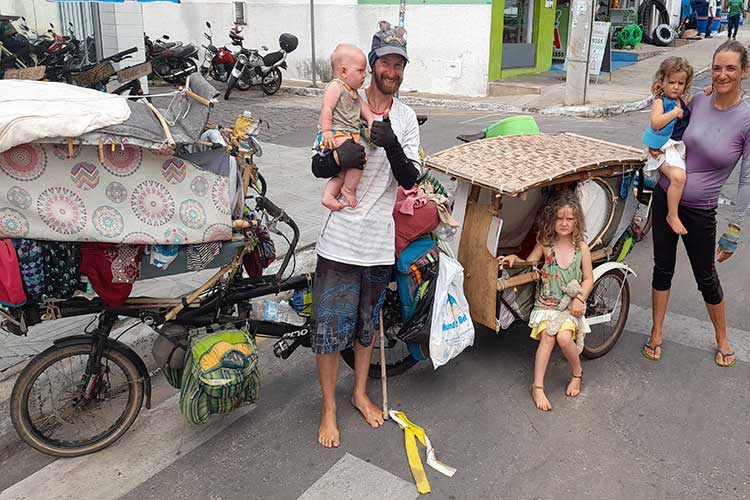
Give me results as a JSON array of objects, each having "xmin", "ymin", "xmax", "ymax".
[
  {"xmin": 162, "ymin": 34, "xmax": 170, "ymax": 39},
  {"xmin": 261, "ymin": 45, "xmax": 268, "ymax": 51},
  {"xmin": 206, "ymin": 21, "xmax": 211, "ymax": 28},
  {"xmin": 49, "ymin": 23, "xmax": 54, "ymax": 29}
]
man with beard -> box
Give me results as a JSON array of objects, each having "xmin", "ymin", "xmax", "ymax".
[{"xmin": 309, "ymin": 22, "xmax": 421, "ymax": 448}]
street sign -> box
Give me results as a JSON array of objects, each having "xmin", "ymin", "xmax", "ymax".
[{"xmin": 589, "ymin": 21, "xmax": 611, "ymax": 76}]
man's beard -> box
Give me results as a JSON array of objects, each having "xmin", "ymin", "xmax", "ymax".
[{"xmin": 372, "ymin": 70, "xmax": 402, "ymax": 95}]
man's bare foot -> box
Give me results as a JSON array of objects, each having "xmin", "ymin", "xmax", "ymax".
[
  {"xmin": 322, "ymin": 194, "xmax": 345, "ymax": 211},
  {"xmin": 667, "ymin": 214, "xmax": 687, "ymax": 235},
  {"xmin": 341, "ymin": 186, "xmax": 357, "ymax": 209},
  {"xmin": 531, "ymin": 385, "xmax": 552, "ymax": 412},
  {"xmin": 351, "ymin": 393, "xmax": 384, "ymax": 428},
  {"xmin": 318, "ymin": 405, "xmax": 340, "ymax": 448},
  {"xmin": 566, "ymin": 372, "xmax": 582, "ymax": 397}
]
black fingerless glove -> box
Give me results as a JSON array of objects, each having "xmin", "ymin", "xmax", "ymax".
[{"xmin": 311, "ymin": 139, "xmax": 366, "ymax": 178}]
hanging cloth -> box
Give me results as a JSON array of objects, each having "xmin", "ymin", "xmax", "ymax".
[{"xmin": 0, "ymin": 240, "xmax": 26, "ymax": 307}]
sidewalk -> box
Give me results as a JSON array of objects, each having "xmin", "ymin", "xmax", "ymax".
[{"xmin": 283, "ymin": 31, "xmax": 748, "ymax": 117}]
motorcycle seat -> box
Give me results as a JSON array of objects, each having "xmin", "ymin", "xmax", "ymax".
[
  {"xmin": 167, "ymin": 44, "xmax": 197, "ymax": 58},
  {"xmin": 155, "ymin": 41, "xmax": 178, "ymax": 50},
  {"xmin": 262, "ymin": 51, "xmax": 283, "ymax": 67}
]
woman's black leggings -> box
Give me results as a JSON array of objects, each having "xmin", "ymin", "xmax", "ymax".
[{"xmin": 651, "ymin": 185, "xmax": 723, "ymax": 304}]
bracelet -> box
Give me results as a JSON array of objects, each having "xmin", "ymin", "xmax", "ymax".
[{"xmin": 573, "ymin": 296, "xmax": 586, "ymax": 304}]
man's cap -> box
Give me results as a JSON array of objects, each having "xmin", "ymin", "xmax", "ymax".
[{"xmin": 369, "ymin": 21, "xmax": 408, "ymax": 67}]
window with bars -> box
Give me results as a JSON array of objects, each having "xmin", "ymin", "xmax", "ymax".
[{"xmin": 234, "ymin": 2, "xmax": 246, "ymax": 25}]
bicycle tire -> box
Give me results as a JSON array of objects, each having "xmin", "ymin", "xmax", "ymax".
[
  {"xmin": 339, "ymin": 289, "xmax": 418, "ymax": 378},
  {"xmin": 582, "ymin": 269, "xmax": 630, "ymax": 359},
  {"xmin": 10, "ymin": 344, "xmax": 144, "ymax": 457}
]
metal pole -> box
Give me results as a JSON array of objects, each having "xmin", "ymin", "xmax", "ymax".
[
  {"xmin": 309, "ymin": 0, "xmax": 317, "ymax": 88},
  {"xmin": 564, "ymin": 0, "xmax": 594, "ymax": 106},
  {"xmin": 399, "ymin": 0, "xmax": 406, "ymax": 27}
]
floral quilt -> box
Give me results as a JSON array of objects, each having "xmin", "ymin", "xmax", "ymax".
[{"xmin": 0, "ymin": 143, "xmax": 232, "ymax": 244}]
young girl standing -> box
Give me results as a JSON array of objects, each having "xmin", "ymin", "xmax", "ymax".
[
  {"xmin": 642, "ymin": 57, "xmax": 694, "ymax": 235},
  {"xmin": 498, "ymin": 191, "xmax": 594, "ymax": 412}
]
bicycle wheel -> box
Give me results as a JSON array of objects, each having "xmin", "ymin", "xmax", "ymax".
[
  {"xmin": 582, "ymin": 269, "xmax": 630, "ymax": 359},
  {"xmin": 340, "ymin": 288, "xmax": 418, "ymax": 378},
  {"xmin": 10, "ymin": 343, "xmax": 144, "ymax": 457}
]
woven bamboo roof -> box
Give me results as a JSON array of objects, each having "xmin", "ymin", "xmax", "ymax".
[{"xmin": 425, "ymin": 133, "xmax": 645, "ymax": 196}]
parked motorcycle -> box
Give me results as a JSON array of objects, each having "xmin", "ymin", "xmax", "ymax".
[
  {"xmin": 199, "ymin": 21, "xmax": 241, "ymax": 83},
  {"xmin": 145, "ymin": 32, "xmax": 199, "ymax": 85},
  {"xmin": 223, "ymin": 32, "xmax": 298, "ymax": 99}
]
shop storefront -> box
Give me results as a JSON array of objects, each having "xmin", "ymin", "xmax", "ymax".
[{"xmin": 488, "ymin": 0, "xmax": 557, "ymax": 80}]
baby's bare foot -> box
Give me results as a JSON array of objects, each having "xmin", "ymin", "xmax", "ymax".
[
  {"xmin": 531, "ymin": 385, "xmax": 552, "ymax": 412},
  {"xmin": 322, "ymin": 194, "xmax": 344, "ymax": 211},
  {"xmin": 667, "ymin": 214, "xmax": 687, "ymax": 235},
  {"xmin": 341, "ymin": 186, "xmax": 358, "ymax": 209}
]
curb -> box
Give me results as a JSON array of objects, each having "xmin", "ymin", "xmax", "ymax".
[{"xmin": 279, "ymin": 64, "xmax": 710, "ymax": 118}]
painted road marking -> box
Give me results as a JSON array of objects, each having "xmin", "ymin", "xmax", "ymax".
[
  {"xmin": 297, "ymin": 453, "xmax": 418, "ymax": 500},
  {"xmin": 628, "ymin": 304, "xmax": 750, "ymax": 362},
  {"xmin": 0, "ymin": 394, "xmax": 255, "ymax": 500}
]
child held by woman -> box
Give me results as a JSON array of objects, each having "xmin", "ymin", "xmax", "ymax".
[
  {"xmin": 498, "ymin": 191, "xmax": 594, "ymax": 412},
  {"xmin": 642, "ymin": 57, "xmax": 694, "ymax": 235}
]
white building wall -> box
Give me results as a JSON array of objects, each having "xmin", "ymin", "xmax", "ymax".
[
  {"xmin": 97, "ymin": 3, "xmax": 148, "ymax": 90},
  {"xmin": 142, "ymin": 0, "xmax": 492, "ymax": 96},
  {"xmin": 0, "ymin": 0, "xmax": 61, "ymax": 33}
]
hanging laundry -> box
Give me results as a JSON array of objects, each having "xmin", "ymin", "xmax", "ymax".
[
  {"xmin": 0, "ymin": 240, "xmax": 26, "ymax": 307},
  {"xmin": 105, "ymin": 244, "xmax": 142, "ymax": 284},
  {"xmin": 186, "ymin": 241, "xmax": 223, "ymax": 271},
  {"xmin": 12, "ymin": 239, "xmax": 44, "ymax": 304},
  {"xmin": 148, "ymin": 244, "xmax": 180, "ymax": 269},
  {"xmin": 79, "ymin": 243, "xmax": 142, "ymax": 307},
  {"xmin": 39, "ymin": 241, "xmax": 81, "ymax": 301}
]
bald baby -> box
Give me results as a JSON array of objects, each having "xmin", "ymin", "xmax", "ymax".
[{"xmin": 330, "ymin": 43, "xmax": 366, "ymax": 76}]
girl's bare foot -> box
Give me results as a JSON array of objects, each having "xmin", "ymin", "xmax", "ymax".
[
  {"xmin": 351, "ymin": 393, "xmax": 384, "ymax": 428},
  {"xmin": 322, "ymin": 194, "xmax": 345, "ymax": 211},
  {"xmin": 667, "ymin": 214, "xmax": 687, "ymax": 235},
  {"xmin": 566, "ymin": 372, "xmax": 583, "ymax": 397},
  {"xmin": 531, "ymin": 385, "xmax": 552, "ymax": 411},
  {"xmin": 341, "ymin": 186, "xmax": 358, "ymax": 209},
  {"xmin": 318, "ymin": 405, "xmax": 340, "ymax": 448}
]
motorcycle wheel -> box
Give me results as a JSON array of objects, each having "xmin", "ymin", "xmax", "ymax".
[
  {"xmin": 261, "ymin": 68, "xmax": 282, "ymax": 95},
  {"xmin": 224, "ymin": 75, "xmax": 238, "ymax": 100},
  {"xmin": 236, "ymin": 76, "xmax": 251, "ymax": 91}
]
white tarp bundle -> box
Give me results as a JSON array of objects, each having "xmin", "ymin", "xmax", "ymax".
[{"xmin": 0, "ymin": 80, "xmax": 131, "ymax": 153}]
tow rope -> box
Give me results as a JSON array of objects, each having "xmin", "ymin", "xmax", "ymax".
[{"xmin": 389, "ymin": 410, "xmax": 456, "ymax": 494}]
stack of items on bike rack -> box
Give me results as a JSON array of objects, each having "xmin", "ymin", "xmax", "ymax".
[{"xmin": 0, "ymin": 74, "xmax": 264, "ymax": 336}]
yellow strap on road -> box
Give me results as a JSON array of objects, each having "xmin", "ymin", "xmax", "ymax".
[{"xmin": 389, "ymin": 410, "xmax": 456, "ymax": 494}]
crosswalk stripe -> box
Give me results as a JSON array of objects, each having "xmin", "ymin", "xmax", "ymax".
[
  {"xmin": 0, "ymin": 394, "xmax": 255, "ymax": 500},
  {"xmin": 296, "ymin": 453, "xmax": 418, "ymax": 500}
]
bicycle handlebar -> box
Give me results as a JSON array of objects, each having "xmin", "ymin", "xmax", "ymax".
[{"xmin": 255, "ymin": 196, "xmax": 300, "ymax": 280}]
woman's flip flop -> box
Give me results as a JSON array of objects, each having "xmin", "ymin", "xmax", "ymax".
[
  {"xmin": 642, "ymin": 341, "xmax": 662, "ymax": 361},
  {"xmin": 715, "ymin": 350, "xmax": 736, "ymax": 368}
]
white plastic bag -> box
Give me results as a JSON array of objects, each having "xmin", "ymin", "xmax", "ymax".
[{"xmin": 429, "ymin": 254, "xmax": 475, "ymax": 369}]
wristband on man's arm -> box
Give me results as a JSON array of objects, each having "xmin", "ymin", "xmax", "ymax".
[{"xmin": 717, "ymin": 224, "xmax": 741, "ymax": 253}]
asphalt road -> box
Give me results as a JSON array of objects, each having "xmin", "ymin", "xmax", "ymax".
[{"xmin": 1, "ymin": 82, "xmax": 749, "ymax": 500}]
